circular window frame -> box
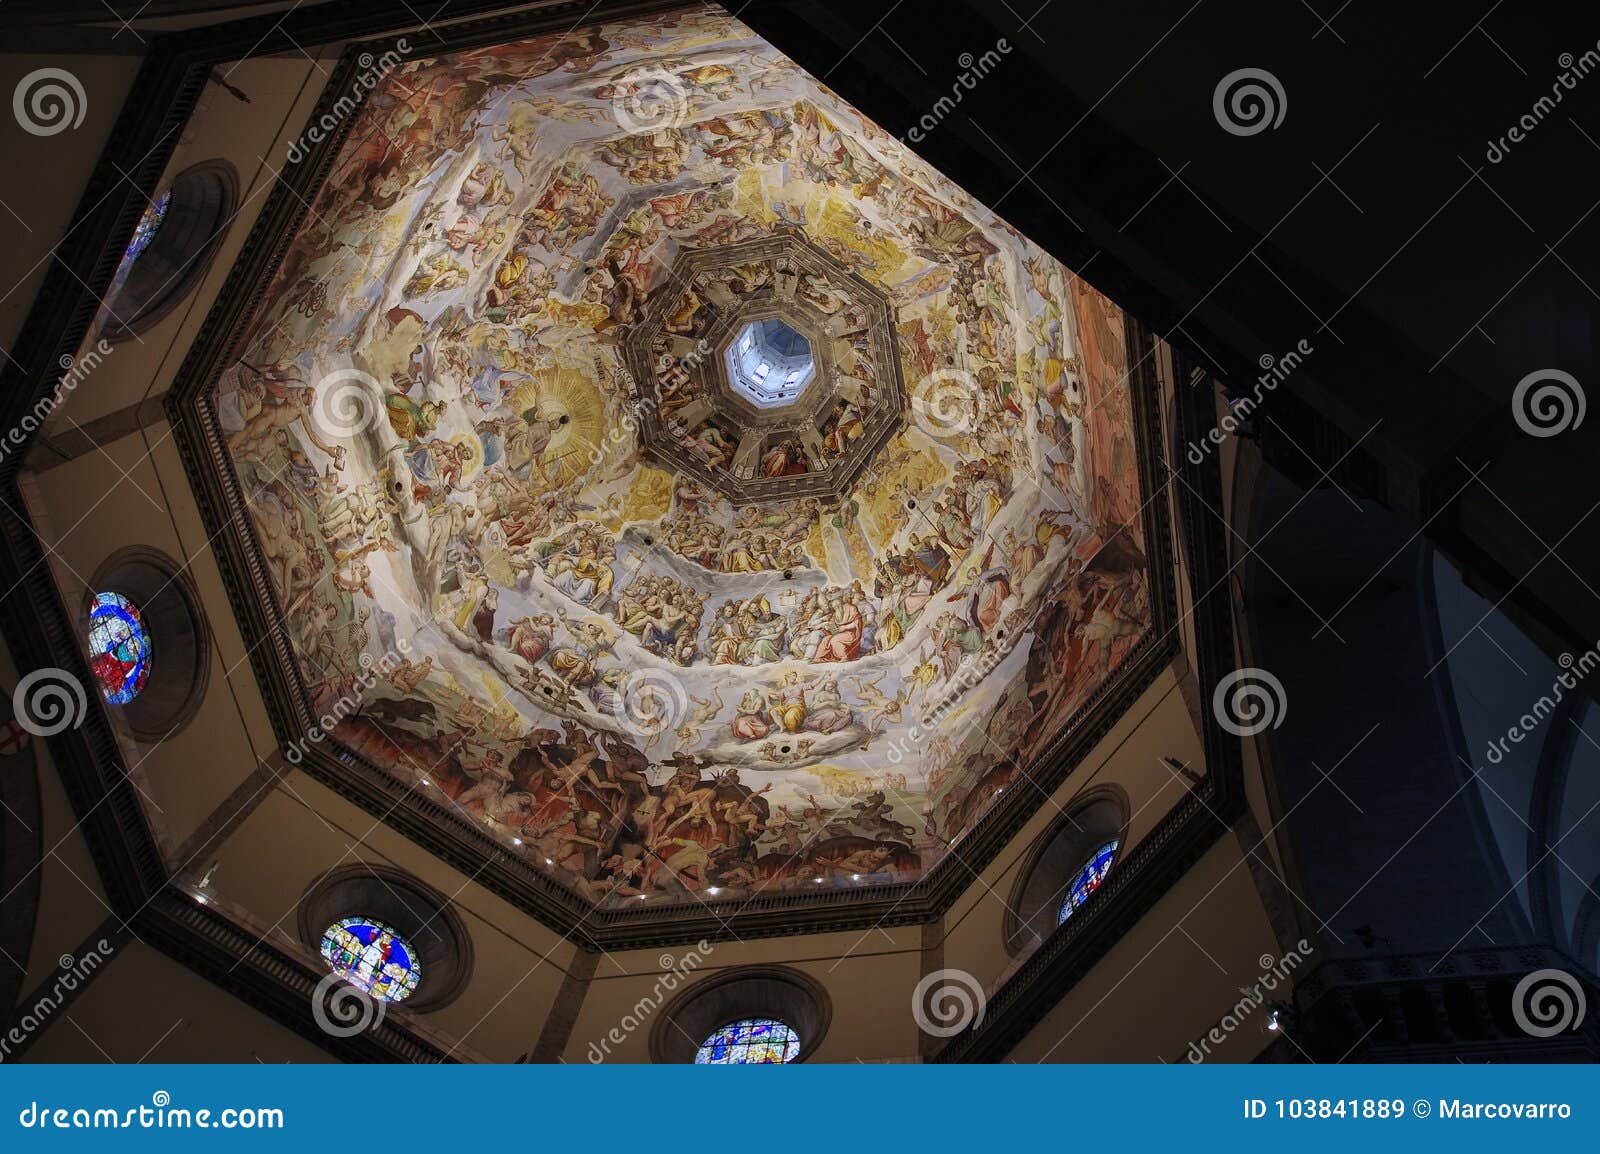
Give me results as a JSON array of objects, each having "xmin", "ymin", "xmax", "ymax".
[
  {"xmin": 101, "ymin": 159, "xmax": 238, "ymax": 342},
  {"xmin": 295, "ymin": 863, "xmax": 474, "ymax": 1013},
  {"xmin": 83, "ymin": 546, "xmax": 211, "ymax": 744},
  {"xmin": 650, "ymin": 965, "xmax": 830, "ymax": 1064},
  {"xmin": 1003, "ymin": 784, "xmax": 1130, "ymax": 956}
]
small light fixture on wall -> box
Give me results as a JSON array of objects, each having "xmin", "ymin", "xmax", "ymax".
[
  {"xmin": 194, "ymin": 859, "xmax": 220, "ymax": 905},
  {"xmin": 1264, "ymin": 1002, "xmax": 1292, "ymax": 1033}
]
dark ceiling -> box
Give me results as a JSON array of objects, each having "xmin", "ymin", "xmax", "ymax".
[{"xmin": 739, "ymin": 0, "xmax": 1598, "ymax": 658}]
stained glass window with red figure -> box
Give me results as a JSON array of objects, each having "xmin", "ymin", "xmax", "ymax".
[
  {"xmin": 1057, "ymin": 839, "xmax": 1119, "ymax": 926},
  {"xmin": 87, "ymin": 591, "xmax": 152, "ymax": 705}
]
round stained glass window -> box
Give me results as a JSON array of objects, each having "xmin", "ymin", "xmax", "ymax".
[
  {"xmin": 319, "ymin": 917, "xmax": 422, "ymax": 1003},
  {"xmin": 695, "ymin": 1017, "xmax": 801, "ymax": 1064},
  {"xmin": 1057, "ymin": 839, "xmax": 1118, "ymax": 926},
  {"xmin": 123, "ymin": 190, "xmax": 170, "ymax": 269},
  {"xmin": 88, "ymin": 591, "xmax": 152, "ymax": 705}
]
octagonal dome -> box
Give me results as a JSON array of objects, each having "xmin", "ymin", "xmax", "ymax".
[{"xmin": 196, "ymin": 6, "xmax": 1158, "ymax": 925}]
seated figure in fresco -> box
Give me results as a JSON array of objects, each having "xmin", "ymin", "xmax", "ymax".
[
  {"xmin": 615, "ymin": 574, "xmax": 705, "ymax": 665},
  {"xmin": 548, "ymin": 620, "xmax": 613, "ymax": 687},
  {"xmin": 547, "ymin": 535, "xmax": 615, "ymax": 608},
  {"xmin": 730, "ymin": 687, "xmax": 772, "ymax": 740},
  {"xmin": 787, "ymin": 590, "xmax": 828, "ymax": 661},
  {"xmin": 933, "ymin": 611, "xmax": 985, "ymax": 680},
  {"xmin": 802, "ymin": 675, "xmax": 854, "ymax": 735},
  {"xmin": 760, "ymin": 437, "xmax": 809, "ymax": 478},
  {"xmin": 737, "ymin": 600, "xmax": 786, "ymax": 666},
  {"xmin": 771, "ymin": 671, "xmax": 808, "ymax": 734},
  {"xmin": 812, "ymin": 586, "xmax": 865, "ymax": 664},
  {"xmin": 708, "ymin": 602, "xmax": 744, "ymax": 665},
  {"xmin": 507, "ymin": 613, "xmax": 556, "ymax": 666}
]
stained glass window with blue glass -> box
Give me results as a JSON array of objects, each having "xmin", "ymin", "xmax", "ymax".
[
  {"xmin": 88, "ymin": 591, "xmax": 152, "ymax": 705},
  {"xmin": 123, "ymin": 190, "xmax": 170, "ymax": 268},
  {"xmin": 695, "ymin": 1017, "xmax": 801, "ymax": 1064},
  {"xmin": 1057, "ymin": 839, "xmax": 1119, "ymax": 926},
  {"xmin": 319, "ymin": 917, "xmax": 422, "ymax": 1003}
]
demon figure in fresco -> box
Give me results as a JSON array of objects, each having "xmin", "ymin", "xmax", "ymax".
[{"xmin": 212, "ymin": 8, "xmax": 1152, "ymax": 908}]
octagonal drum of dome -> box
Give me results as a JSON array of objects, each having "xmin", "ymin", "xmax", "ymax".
[
  {"xmin": 623, "ymin": 230, "xmax": 907, "ymax": 505},
  {"xmin": 191, "ymin": 5, "xmax": 1159, "ymax": 925}
]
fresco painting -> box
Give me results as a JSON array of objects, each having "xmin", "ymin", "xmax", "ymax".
[{"xmin": 214, "ymin": 8, "xmax": 1151, "ymax": 906}]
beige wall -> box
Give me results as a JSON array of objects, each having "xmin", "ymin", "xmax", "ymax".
[
  {"xmin": 44, "ymin": 53, "xmax": 332, "ymax": 430},
  {"xmin": 1007, "ymin": 832, "xmax": 1283, "ymax": 1063},
  {"xmin": 0, "ymin": 53, "xmax": 140, "ymax": 355},
  {"xmin": 22, "ymin": 943, "xmax": 336, "ymax": 1064},
  {"xmin": 570, "ymin": 927, "xmax": 926, "ymax": 1063}
]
